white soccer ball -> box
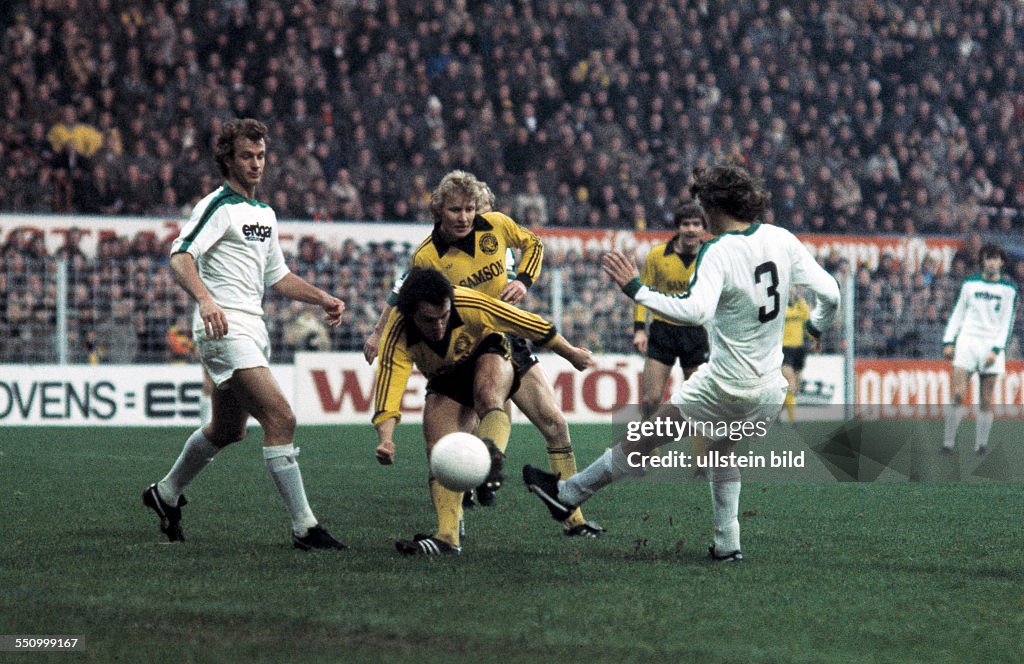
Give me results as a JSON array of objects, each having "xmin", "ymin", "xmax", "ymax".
[{"xmin": 430, "ymin": 432, "xmax": 492, "ymax": 492}]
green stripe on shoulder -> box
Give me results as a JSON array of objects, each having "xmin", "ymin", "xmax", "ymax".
[{"xmin": 177, "ymin": 187, "xmax": 243, "ymax": 251}]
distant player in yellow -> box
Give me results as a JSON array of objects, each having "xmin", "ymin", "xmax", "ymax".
[
  {"xmin": 782, "ymin": 289, "xmax": 812, "ymax": 422},
  {"xmin": 365, "ymin": 170, "xmax": 604, "ymax": 537},
  {"xmin": 633, "ymin": 202, "xmax": 709, "ymax": 420},
  {"xmin": 373, "ymin": 268, "xmax": 593, "ymax": 555}
]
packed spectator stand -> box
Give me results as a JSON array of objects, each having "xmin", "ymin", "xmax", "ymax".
[{"xmin": 1, "ymin": 0, "xmax": 1023, "ymax": 363}]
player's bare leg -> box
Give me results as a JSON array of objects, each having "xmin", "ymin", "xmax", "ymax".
[
  {"xmin": 975, "ymin": 374, "xmax": 997, "ymax": 454},
  {"xmin": 640, "ymin": 358, "xmax": 672, "ymax": 421},
  {"xmin": 942, "ymin": 367, "xmax": 971, "ymax": 452},
  {"xmin": 230, "ymin": 367, "xmax": 345, "ymax": 549}
]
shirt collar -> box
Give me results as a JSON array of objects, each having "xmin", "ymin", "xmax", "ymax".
[
  {"xmin": 665, "ymin": 234, "xmax": 698, "ymax": 265},
  {"xmin": 431, "ymin": 215, "xmax": 495, "ymax": 257}
]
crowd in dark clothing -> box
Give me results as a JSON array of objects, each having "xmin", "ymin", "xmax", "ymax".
[
  {"xmin": 3, "ymin": 227, "xmax": 1022, "ymax": 364},
  {"xmin": 1, "ymin": 0, "xmax": 1022, "ymax": 234}
]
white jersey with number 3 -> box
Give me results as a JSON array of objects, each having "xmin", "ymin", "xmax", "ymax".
[{"xmin": 630, "ymin": 223, "xmax": 840, "ymax": 386}]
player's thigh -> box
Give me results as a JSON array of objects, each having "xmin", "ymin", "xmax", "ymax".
[
  {"xmin": 228, "ymin": 366, "xmax": 295, "ymax": 432},
  {"xmin": 781, "ymin": 363, "xmax": 796, "ymax": 388},
  {"xmin": 473, "ymin": 353, "xmax": 515, "ymax": 410},
  {"xmin": 207, "ymin": 385, "xmax": 249, "ymax": 444},
  {"xmin": 641, "ymin": 357, "xmax": 673, "ymax": 402},
  {"xmin": 510, "ymin": 363, "xmax": 569, "ymax": 436},
  {"xmin": 423, "ymin": 392, "xmax": 477, "ymax": 451},
  {"xmin": 978, "ymin": 373, "xmax": 998, "ymax": 407},
  {"xmin": 950, "ymin": 366, "xmax": 971, "ymax": 399}
]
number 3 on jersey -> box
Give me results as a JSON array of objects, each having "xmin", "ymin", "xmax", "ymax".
[{"xmin": 754, "ymin": 261, "xmax": 780, "ymax": 323}]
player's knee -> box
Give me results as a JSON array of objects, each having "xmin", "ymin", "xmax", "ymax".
[
  {"xmin": 473, "ymin": 387, "xmax": 504, "ymax": 412},
  {"xmin": 208, "ymin": 425, "xmax": 246, "ymax": 447},
  {"xmin": 641, "ymin": 393, "xmax": 661, "ymax": 412},
  {"xmin": 261, "ymin": 407, "xmax": 296, "ymax": 439}
]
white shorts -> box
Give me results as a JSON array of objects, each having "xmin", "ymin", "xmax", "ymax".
[
  {"xmin": 194, "ymin": 311, "xmax": 271, "ymax": 388},
  {"xmin": 953, "ymin": 337, "xmax": 1004, "ymax": 375},
  {"xmin": 668, "ymin": 364, "xmax": 788, "ymax": 444}
]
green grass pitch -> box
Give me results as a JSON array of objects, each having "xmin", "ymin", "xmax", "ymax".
[{"xmin": 2, "ymin": 423, "xmax": 1023, "ymax": 663}]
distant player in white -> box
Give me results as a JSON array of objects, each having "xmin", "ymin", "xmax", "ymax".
[
  {"xmin": 143, "ymin": 118, "xmax": 348, "ymax": 550},
  {"xmin": 525, "ymin": 164, "xmax": 841, "ymax": 561},
  {"xmin": 941, "ymin": 243, "xmax": 1016, "ymax": 455}
]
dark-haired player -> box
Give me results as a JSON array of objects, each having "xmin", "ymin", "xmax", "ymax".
[
  {"xmin": 526, "ymin": 164, "xmax": 841, "ymax": 561},
  {"xmin": 373, "ymin": 268, "xmax": 593, "ymax": 555},
  {"xmin": 942, "ymin": 243, "xmax": 1016, "ymax": 455},
  {"xmin": 365, "ymin": 170, "xmax": 604, "ymax": 537},
  {"xmin": 633, "ymin": 202, "xmax": 709, "ymax": 419}
]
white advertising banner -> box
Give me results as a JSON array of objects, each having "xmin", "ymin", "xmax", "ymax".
[
  {"xmin": 0, "ymin": 364, "xmax": 292, "ymax": 426},
  {"xmin": 292, "ymin": 352, "xmax": 846, "ymax": 425},
  {"xmin": 0, "ymin": 355, "xmax": 843, "ymax": 426}
]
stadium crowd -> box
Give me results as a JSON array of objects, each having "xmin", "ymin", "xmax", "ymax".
[
  {"xmin": 3, "ymin": 0, "xmax": 1024, "ymax": 366},
  {"xmin": 0, "ymin": 0, "xmax": 1022, "ymax": 234},
  {"xmin": 2, "ymin": 226, "xmax": 1023, "ymax": 365}
]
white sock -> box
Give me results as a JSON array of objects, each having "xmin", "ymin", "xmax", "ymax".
[
  {"xmin": 158, "ymin": 428, "xmax": 219, "ymax": 503},
  {"xmin": 199, "ymin": 394, "xmax": 212, "ymax": 426},
  {"xmin": 559, "ymin": 444, "xmax": 642, "ymax": 506},
  {"xmin": 709, "ymin": 465, "xmax": 742, "ymax": 555},
  {"xmin": 975, "ymin": 410, "xmax": 994, "ymax": 451},
  {"xmin": 263, "ymin": 445, "xmax": 318, "ymax": 536},
  {"xmin": 943, "ymin": 404, "xmax": 966, "ymax": 448}
]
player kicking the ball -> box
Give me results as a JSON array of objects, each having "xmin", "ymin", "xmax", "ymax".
[
  {"xmin": 143, "ymin": 118, "xmax": 347, "ymax": 550},
  {"xmin": 941, "ymin": 243, "xmax": 1016, "ymax": 455},
  {"xmin": 373, "ymin": 268, "xmax": 592, "ymax": 555},
  {"xmin": 524, "ymin": 164, "xmax": 841, "ymax": 561}
]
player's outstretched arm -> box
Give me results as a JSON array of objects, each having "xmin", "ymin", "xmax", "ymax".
[
  {"xmin": 364, "ymin": 304, "xmax": 393, "ymax": 363},
  {"xmin": 271, "ymin": 273, "xmax": 345, "ymax": 327},
  {"xmin": 545, "ymin": 335, "xmax": 594, "ymax": 372},
  {"xmin": 603, "ymin": 250, "xmax": 721, "ymax": 326},
  {"xmin": 170, "ymin": 252, "xmax": 228, "ymax": 339}
]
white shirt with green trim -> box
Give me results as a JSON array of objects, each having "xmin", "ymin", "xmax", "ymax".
[
  {"xmin": 625, "ymin": 223, "xmax": 840, "ymax": 386},
  {"xmin": 942, "ymin": 273, "xmax": 1017, "ymax": 352},
  {"xmin": 171, "ymin": 183, "xmax": 289, "ymax": 318}
]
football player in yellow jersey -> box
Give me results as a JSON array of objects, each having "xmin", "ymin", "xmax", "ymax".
[
  {"xmin": 781, "ymin": 288, "xmax": 812, "ymax": 422},
  {"xmin": 373, "ymin": 268, "xmax": 593, "ymax": 555},
  {"xmin": 365, "ymin": 171, "xmax": 605, "ymax": 537},
  {"xmin": 633, "ymin": 202, "xmax": 709, "ymax": 420}
]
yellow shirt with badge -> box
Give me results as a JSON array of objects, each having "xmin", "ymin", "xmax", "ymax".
[
  {"xmin": 408, "ymin": 211, "xmax": 543, "ymax": 299},
  {"xmin": 633, "ymin": 237, "xmax": 699, "ymax": 327},
  {"xmin": 373, "ymin": 287, "xmax": 557, "ymax": 425}
]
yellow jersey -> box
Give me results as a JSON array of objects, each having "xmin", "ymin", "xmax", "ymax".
[
  {"xmin": 634, "ymin": 237, "xmax": 699, "ymax": 328},
  {"xmin": 373, "ymin": 287, "xmax": 558, "ymax": 425},
  {"xmin": 783, "ymin": 298, "xmax": 811, "ymax": 348},
  {"xmin": 407, "ymin": 211, "xmax": 543, "ymax": 299}
]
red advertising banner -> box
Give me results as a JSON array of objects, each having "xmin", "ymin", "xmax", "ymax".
[
  {"xmin": 856, "ymin": 359, "xmax": 1024, "ymax": 417},
  {"xmin": 534, "ymin": 229, "xmax": 962, "ymax": 273}
]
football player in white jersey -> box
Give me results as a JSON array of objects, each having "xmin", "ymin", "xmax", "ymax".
[
  {"xmin": 525, "ymin": 164, "xmax": 841, "ymax": 561},
  {"xmin": 143, "ymin": 118, "xmax": 348, "ymax": 550},
  {"xmin": 941, "ymin": 243, "xmax": 1016, "ymax": 455}
]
